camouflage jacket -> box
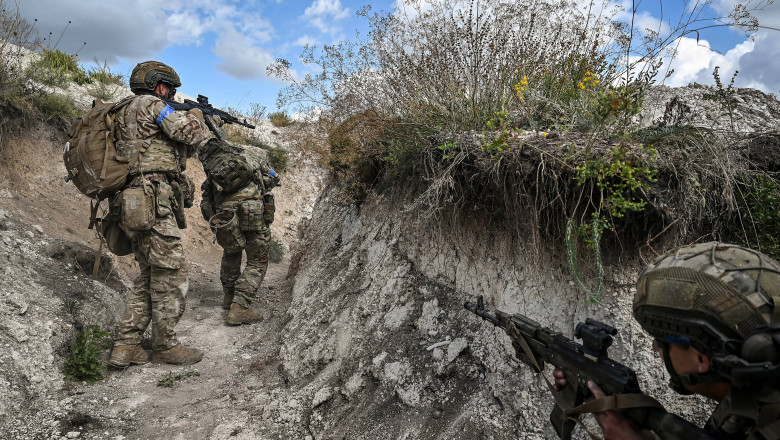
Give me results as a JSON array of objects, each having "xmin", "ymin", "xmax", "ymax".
[
  {"xmin": 114, "ymin": 93, "xmax": 210, "ymax": 175},
  {"xmin": 705, "ymin": 388, "xmax": 780, "ymax": 439}
]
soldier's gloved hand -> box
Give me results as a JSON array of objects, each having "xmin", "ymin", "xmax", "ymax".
[
  {"xmin": 212, "ymin": 115, "xmax": 224, "ymax": 127},
  {"xmin": 187, "ymin": 108, "xmax": 205, "ymax": 122}
]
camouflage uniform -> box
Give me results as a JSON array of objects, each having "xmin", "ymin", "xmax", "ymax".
[
  {"xmin": 112, "ymin": 93, "xmax": 209, "ymax": 350},
  {"xmin": 200, "ymin": 177, "xmax": 270, "ymax": 308}
]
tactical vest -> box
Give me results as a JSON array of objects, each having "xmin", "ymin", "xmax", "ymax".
[{"xmin": 114, "ymin": 97, "xmax": 182, "ymax": 175}]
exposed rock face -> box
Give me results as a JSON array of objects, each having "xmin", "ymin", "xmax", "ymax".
[{"xmin": 640, "ymin": 84, "xmax": 780, "ymax": 133}]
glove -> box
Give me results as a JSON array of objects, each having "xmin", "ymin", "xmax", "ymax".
[
  {"xmin": 187, "ymin": 108, "xmax": 204, "ymax": 122},
  {"xmin": 213, "ymin": 115, "xmax": 224, "ymax": 127}
]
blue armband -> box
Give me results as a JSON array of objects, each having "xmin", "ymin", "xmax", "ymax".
[
  {"xmin": 156, "ymin": 105, "xmax": 174, "ymax": 125},
  {"xmin": 269, "ymin": 168, "xmax": 277, "ymax": 177}
]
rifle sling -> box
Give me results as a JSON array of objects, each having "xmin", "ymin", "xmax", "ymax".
[{"xmin": 566, "ymin": 393, "xmax": 664, "ymax": 415}]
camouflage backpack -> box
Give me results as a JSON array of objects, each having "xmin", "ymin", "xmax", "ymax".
[{"xmin": 63, "ymin": 96, "xmax": 138, "ymax": 200}]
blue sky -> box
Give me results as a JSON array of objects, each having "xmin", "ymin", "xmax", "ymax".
[{"xmin": 15, "ymin": 0, "xmax": 780, "ymax": 116}]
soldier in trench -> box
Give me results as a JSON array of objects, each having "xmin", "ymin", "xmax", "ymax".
[
  {"xmin": 200, "ymin": 153, "xmax": 279, "ymax": 325},
  {"xmin": 554, "ymin": 242, "xmax": 780, "ymax": 439},
  {"xmin": 108, "ymin": 61, "xmax": 211, "ymax": 367}
]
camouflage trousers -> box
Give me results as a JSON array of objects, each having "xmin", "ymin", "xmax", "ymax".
[
  {"xmin": 114, "ymin": 186, "xmax": 188, "ymax": 351},
  {"xmin": 221, "ymin": 229, "xmax": 270, "ymax": 307}
]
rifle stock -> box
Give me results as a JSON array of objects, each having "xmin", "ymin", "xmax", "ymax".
[{"xmin": 464, "ymin": 296, "xmax": 715, "ymax": 440}]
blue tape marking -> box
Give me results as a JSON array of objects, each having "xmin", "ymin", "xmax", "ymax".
[
  {"xmin": 269, "ymin": 168, "xmax": 277, "ymax": 177},
  {"xmin": 156, "ymin": 105, "xmax": 174, "ymax": 125}
]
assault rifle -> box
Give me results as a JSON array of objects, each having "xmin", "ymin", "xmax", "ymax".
[
  {"xmin": 161, "ymin": 94, "xmax": 255, "ymax": 130},
  {"xmin": 464, "ymin": 296, "xmax": 715, "ymax": 440}
]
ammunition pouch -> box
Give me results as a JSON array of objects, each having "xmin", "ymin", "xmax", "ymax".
[
  {"xmin": 209, "ymin": 210, "xmax": 245, "ymax": 253},
  {"xmin": 237, "ymin": 199, "xmax": 265, "ymax": 231},
  {"xmin": 120, "ymin": 185, "xmax": 155, "ymax": 231}
]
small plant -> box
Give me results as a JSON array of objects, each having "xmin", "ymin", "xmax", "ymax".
[
  {"xmin": 437, "ymin": 141, "xmax": 459, "ymax": 160},
  {"xmin": 266, "ymin": 146, "xmax": 289, "ymax": 172},
  {"xmin": 268, "ymin": 111, "xmax": 293, "ymax": 127},
  {"xmin": 63, "ymin": 325, "xmax": 111, "ymax": 384},
  {"xmin": 567, "ymin": 143, "xmax": 657, "ymax": 303},
  {"xmin": 63, "ymin": 298, "xmax": 82, "ymax": 316},
  {"xmin": 87, "ymin": 59, "xmax": 125, "ymax": 86},
  {"xmin": 575, "ymin": 143, "xmax": 658, "ymax": 221},
  {"xmin": 157, "ymin": 370, "xmax": 200, "ymax": 388},
  {"xmin": 566, "ymin": 216, "xmax": 605, "ymax": 304},
  {"xmin": 702, "ymin": 67, "xmax": 740, "ymax": 133},
  {"xmin": 483, "ymin": 111, "xmax": 512, "ymax": 155},
  {"xmin": 269, "ymin": 237, "xmax": 284, "ymax": 263}
]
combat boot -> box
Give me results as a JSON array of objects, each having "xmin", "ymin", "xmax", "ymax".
[
  {"xmin": 222, "ymin": 288, "xmax": 234, "ymax": 310},
  {"xmin": 153, "ymin": 344, "xmax": 204, "ymax": 365},
  {"xmin": 226, "ymin": 303, "xmax": 261, "ymax": 325},
  {"xmin": 108, "ymin": 344, "xmax": 150, "ymax": 368}
]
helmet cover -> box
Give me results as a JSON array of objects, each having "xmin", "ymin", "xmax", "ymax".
[
  {"xmin": 634, "ymin": 242, "xmax": 780, "ymax": 355},
  {"xmin": 130, "ymin": 61, "xmax": 181, "ymax": 94}
]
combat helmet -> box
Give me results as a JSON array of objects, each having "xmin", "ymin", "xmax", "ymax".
[
  {"xmin": 130, "ymin": 61, "xmax": 181, "ymax": 95},
  {"xmin": 634, "ymin": 241, "xmax": 780, "ymax": 392}
]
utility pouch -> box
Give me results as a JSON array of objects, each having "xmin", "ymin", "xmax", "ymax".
[
  {"xmin": 263, "ymin": 193, "xmax": 275, "ymax": 225},
  {"xmin": 238, "ymin": 199, "xmax": 265, "ymax": 231},
  {"xmin": 121, "ymin": 185, "xmax": 155, "ymax": 231},
  {"xmin": 209, "ymin": 210, "xmax": 245, "ymax": 253}
]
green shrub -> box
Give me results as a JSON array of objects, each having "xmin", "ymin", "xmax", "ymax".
[
  {"xmin": 269, "ymin": 111, "xmax": 293, "ymax": 127},
  {"xmin": 26, "ymin": 49, "xmax": 84, "ymax": 88},
  {"xmin": 29, "ymin": 92, "xmax": 76, "ymax": 120},
  {"xmin": 63, "ymin": 325, "xmax": 111, "ymax": 384}
]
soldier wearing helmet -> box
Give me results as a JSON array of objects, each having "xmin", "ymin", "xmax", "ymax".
[
  {"xmin": 555, "ymin": 242, "xmax": 780, "ymax": 439},
  {"xmin": 108, "ymin": 61, "xmax": 211, "ymax": 368}
]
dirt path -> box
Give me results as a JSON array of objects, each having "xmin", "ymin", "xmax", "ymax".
[{"xmin": 56, "ymin": 256, "xmax": 294, "ymax": 440}]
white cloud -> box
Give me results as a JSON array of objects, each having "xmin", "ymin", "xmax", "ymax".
[
  {"xmin": 658, "ymin": 1, "xmax": 780, "ymax": 92},
  {"xmin": 302, "ymin": 0, "xmax": 350, "ymax": 34},
  {"xmin": 294, "ymin": 35, "xmax": 320, "ymax": 47},
  {"xmin": 663, "ymin": 37, "xmax": 754, "ymax": 87},
  {"xmin": 304, "ymin": 0, "xmax": 350, "ymax": 20},
  {"xmin": 213, "ymin": 27, "xmax": 275, "ymax": 80}
]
